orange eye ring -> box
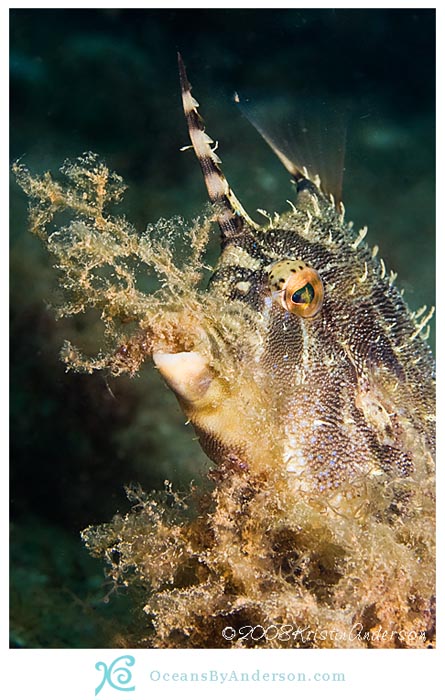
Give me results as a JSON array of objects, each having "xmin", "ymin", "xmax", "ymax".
[{"xmin": 268, "ymin": 259, "xmax": 324, "ymax": 318}]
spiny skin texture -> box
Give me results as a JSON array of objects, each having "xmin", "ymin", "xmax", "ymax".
[
  {"xmin": 15, "ymin": 62, "xmax": 435, "ymax": 648},
  {"xmin": 191, "ymin": 196, "xmax": 435, "ymax": 500}
]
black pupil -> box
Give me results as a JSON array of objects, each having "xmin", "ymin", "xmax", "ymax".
[{"xmin": 291, "ymin": 282, "xmax": 315, "ymax": 305}]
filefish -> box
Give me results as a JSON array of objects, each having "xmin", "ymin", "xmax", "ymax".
[{"xmin": 153, "ymin": 55, "xmax": 435, "ymax": 502}]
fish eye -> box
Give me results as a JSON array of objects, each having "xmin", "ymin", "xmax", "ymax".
[{"xmin": 268, "ymin": 259, "xmax": 324, "ymax": 318}]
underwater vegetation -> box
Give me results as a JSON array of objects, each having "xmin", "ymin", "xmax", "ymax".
[{"xmin": 13, "ymin": 50, "xmax": 435, "ymax": 648}]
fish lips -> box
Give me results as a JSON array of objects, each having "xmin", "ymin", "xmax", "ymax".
[{"xmin": 153, "ymin": 351, "xmax": 213, "ymax": 405}]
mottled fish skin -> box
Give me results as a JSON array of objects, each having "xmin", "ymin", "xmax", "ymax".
[{"xmin": 155, "ymin": 56, "xmax": 435, "ymax": 509}]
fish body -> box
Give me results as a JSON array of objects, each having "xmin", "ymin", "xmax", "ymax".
[{"xmin": 154, "ymin": 57, "xmax": 435, "ymax": 514}]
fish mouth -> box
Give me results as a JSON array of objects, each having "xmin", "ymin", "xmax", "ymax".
[{"xmin": 153, "ymin": 350, "xmax": 213, "ymax": 404}]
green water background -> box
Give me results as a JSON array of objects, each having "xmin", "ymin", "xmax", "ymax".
[{"xmin": 10, "ymin": 8, "xmax": 435, "ymax": 647}]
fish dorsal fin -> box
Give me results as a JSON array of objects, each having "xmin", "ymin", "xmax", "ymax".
[
  {"xmin": 236, "ymin": 94, "xmax": 347, "ymax": 206},
  {"xmin": 178, "ymin": 54, "xmax": 257, "ymax": 241}
]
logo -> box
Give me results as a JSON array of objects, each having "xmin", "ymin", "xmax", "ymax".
[{"xmin": 95, "ymin": 655, "xmax": 136, "ymax": 695}]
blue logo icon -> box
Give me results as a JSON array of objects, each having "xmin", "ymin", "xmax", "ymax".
[{"xmin": 95, "ymin": 655, "xmax": 136, "ymax": 695}]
